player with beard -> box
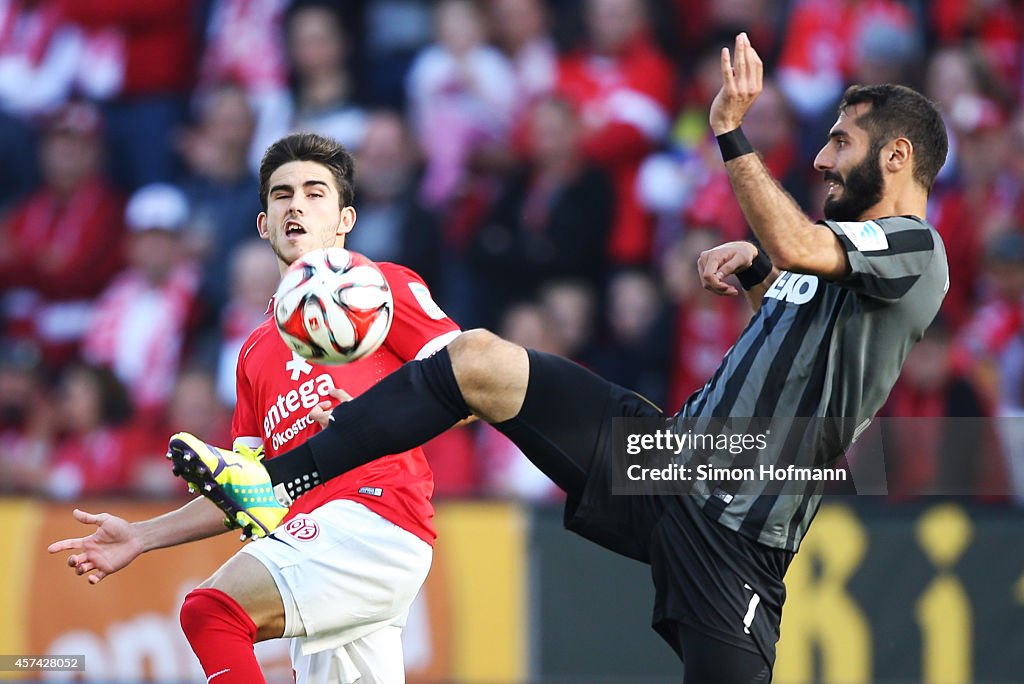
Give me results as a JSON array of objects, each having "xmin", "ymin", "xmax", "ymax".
[{"xmin": 171, "ymin": 35, "xmax": 949, "ymax": 683}]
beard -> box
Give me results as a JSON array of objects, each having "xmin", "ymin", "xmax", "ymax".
[{"xmin": 823, "ymin": 145, "xmax": 885, "ymax": 222}]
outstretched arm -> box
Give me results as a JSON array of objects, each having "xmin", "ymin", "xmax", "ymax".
[
  {"xmin": 47, "ymin": 497, "xmax": 230, "ymax": 585},
  {"xmin": 709, "ymin": 33, "xmax": 847, "ymax": 279}
]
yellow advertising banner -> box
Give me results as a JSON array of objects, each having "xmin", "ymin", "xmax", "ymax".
[{"xmin": 0, "ymin": 498, "xmax": 526, "ymax": 683}]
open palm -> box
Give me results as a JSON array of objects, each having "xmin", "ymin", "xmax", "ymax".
[{"xmin": 47, "ymin": 509, "xmax": 144, "ymax": 585}]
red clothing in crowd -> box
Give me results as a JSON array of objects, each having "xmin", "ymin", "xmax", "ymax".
[
  {"xmin": 556, "ymin": 34, "xmax": 675, "ymax": 264},
  {"xmin": 667, "ymin": 297, "xmax": 745, "ymax": 411},
  {"xmin": 927, "ymin": 188, "xmax": 981, "ymax": 329},
  {"xmin": 0, "ymin": 177, "xmax": 125, "ymax": 364},
  {"xmin": 48, "ymin": 427, "xmax": 133, "ymax": 497},
  {"xmin": 930, "ymin": 0, "xmax": 1022, "ymax": 91},
  {"xmin": 57, "ymin": 0, "xmax": 194, "ymax": 96}
]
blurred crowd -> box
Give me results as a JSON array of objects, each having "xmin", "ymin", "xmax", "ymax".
[{"xmin": 1, "ymin": 0, "xmax": 1024, "ymax": 502}]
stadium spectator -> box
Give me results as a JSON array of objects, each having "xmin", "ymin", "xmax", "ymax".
[
  {"xmin": 347, "ymin": 109, "xmax": 443, "ymax": 289},
  {"xmin": 589, "ymin": 268, "xmax": 672, "ymax": 408},
  {"xmin": 133, "ymin": 368, "xmax": 232, "ymax": 497},
  {"xmin": 212, "ymin": 240, "xmax": 280, "ymax": 408},
  {"xmin": 922, "ymin": 47, "xmax": 987, "ymax": 327},
  {"xmin": 956, "ymin": 232, "xmax": 1024, "ymax": 498},
  {"xmin": 177, "ymin": 83, "xmax": 263, "ymax": 323},
  {"xmin": 194, "ymin": 0, "xmax": 291, "ymax": 171},
  {"xmin": 538, "ymin": 278, "xmax": 599, "ymax": 366},
  {"xmin": 81, "ymin": 183, "xmax": 199, "ymax": 422},
  {"xmin": 476, "ymin": 302, "xmax": 563, "ymax": 502},
  {"xmin": 468, "ymin": 95, "xmax": 613, "ymax": 328},
  {"xmin": 488, "ymin": 0, "xmax": 558, "ymax": 109},
  {"xmin": 659, "ymin": 228, "xmax": 746, "ymax": 409},
  {"xmin": 555, "ymin": 0, "xmax": 675, "ymax": 265},
  {"xmin": 928, "ymin": 0, "xmax": 1023, "ymax": 101},
  {"xmin": 847, "ymin": 5, "xmax": 922, "ymax": 88},
  {"xmin": 45, "ymin": 362, "xmax": 134, "ymax": 499},
  {"xmin": 0, "ymin": 339, "xmax": 51, "ymax": 493},
  {"xmin": 776, "ymin": 0, "xmax": 921, "ymax": 157},
  {"xmin": 58, "ymin": 0, "xmax": 195, "ymax": 190},
  {"xmin": 0, "ymin": 0, "xmax": 76, "ymax": 205},
  {"xmin": 282, "ymin": 1, "xmax": 367, "ymax": 150},
  {"xmin": 0, "ymin": 0, "xmax": 80, "ymax": 119},
  {"xmin": 406, "ymin": 0, "xmax": 517, "ymax": 208},
  {"xmin": 0, "ymin": 101, "xmax": 124, "ymax": 367},
  {"xmin": 882, "ymin": 319, "xmax": 993, "ymax": 496},
  {"xmin": 356, "ymin": 0, "xmax": 433, "ymax": 108}
]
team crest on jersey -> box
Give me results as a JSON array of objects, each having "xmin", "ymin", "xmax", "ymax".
[
  {"xmin": 284, "ymin": 516, "xmax": 319, "ymax": 541},
  {"xmin": 408, "ymin": 282, "xmax": 447, "ymax": 320},
  {"xmin": 836, "ymin": 220, "xmax": 889, "ymax": 252},
  {"xmin": 285, "ymin": 351, "xmax": 313, "ymax": 381},
  {"xmin": 764, "ymin": 271, "xmax": 819, "ymax": 305}
]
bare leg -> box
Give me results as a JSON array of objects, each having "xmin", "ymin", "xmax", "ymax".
[
  {"xmin": 198, "ymin": 553, "xmax": 286, "ymax": 642},
  {"xmin": 447, "ymin": 329, "xmax": 530, "ymax": 423}
]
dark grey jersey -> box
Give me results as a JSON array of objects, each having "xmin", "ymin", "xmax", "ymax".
[{"xmin": 675, "ymin": 215, "xmax": 948, "ymax": 551}]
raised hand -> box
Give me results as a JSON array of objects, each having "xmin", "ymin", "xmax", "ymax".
[
  {"xmin": 697, "ymin": 241, "xmax": 760, "ymax": 296},
  {"xmin": 709, "ymin": 32, "xmax": 764, "ymax": 135},
  {"xmin": 47, "ymin": 509, "xmax": 144, "ymax": 585}
]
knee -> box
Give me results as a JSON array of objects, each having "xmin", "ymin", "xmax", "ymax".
[
  {"xmin": 180, "ymin": 588, "xmax": 255, "ymax": 644},
  {"xmin": 448, "ymin": 329, "xmax": 529, "ymax": 420},
  {"xmin": 180, "ymin": 588, "xmax": 217, "ymax": 641},
  {"xmin": 449, "ymin": 330, "xmax": 519, "ymax": 386},
  {"xmin": 449, "ymin": 329, "xmax": 504, "ymax": 362}
]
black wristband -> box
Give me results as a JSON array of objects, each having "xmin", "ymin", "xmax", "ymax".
[
  {"xmin": 716, "ymin": 127, "xmax": 754, "ymax": 162},
  {"xmin": 737, "ymin": 248, "xmax": 772, "ymax": 290}
]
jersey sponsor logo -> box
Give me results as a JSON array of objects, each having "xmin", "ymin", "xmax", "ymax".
[
  {"xmin": 764, "ymin": 271, "xmax": 819, "ymax": 305},
  {"xmin": 263, "ymin": 372, "xmax": 336, "ymax": 450},
  {"xmin": 836, "ymin": 220, "xmax": 889, "ymax": 252},
  {"xmin": 408, "ymin": 282, "xmax": 447, "ymax": 320},
  {"xmin": 284, "ymin": 515, "xmax": 320, "ymax": 541}
]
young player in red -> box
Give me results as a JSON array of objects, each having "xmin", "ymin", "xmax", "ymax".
[{"xmin": 48, "ymin": 133, "xmax": 460, "ymax": 684}]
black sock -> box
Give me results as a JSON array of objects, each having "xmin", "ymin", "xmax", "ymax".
[{"xmin": 265, "ymin": 348, "xmax": 471, "ymax": 503}]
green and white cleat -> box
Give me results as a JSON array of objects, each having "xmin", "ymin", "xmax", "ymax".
[{"xmin": 167, "ymin": 432, "xmax": 288, "ymax": 539}]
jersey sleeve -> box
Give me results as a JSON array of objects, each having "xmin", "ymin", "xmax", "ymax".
[
  {"xmin": 822, "ymin": 216, "xmax": 939, "ymax": 302},
  {"xmin": 380, "ymin": 263, "xmax": 461, "ymax": 362},
  {"xmin": 231, "ymin": 334, "xmax": 264, "ymax": 451}
]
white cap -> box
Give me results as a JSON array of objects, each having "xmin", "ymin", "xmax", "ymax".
[{"xmin": 125, "ymin": 183, "xmax": 190, "ymax": 232}]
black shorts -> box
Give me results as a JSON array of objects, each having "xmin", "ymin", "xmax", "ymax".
[{"xmin": 501, "ymin": 350, "xmax": 793, "ymax": 669}]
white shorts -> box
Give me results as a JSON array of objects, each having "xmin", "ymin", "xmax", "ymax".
[{"xmin": 241, "ymin": 499, "xmax": 433, "ymax": 682}]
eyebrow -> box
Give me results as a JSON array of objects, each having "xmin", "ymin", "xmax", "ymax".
[
  {"xmin": 269, "ymin": 180, "xmax": 332, "ymax": 195},
  {"xmin": 828, "ymin": 129, "xmax": 850, "ymax": 141}
]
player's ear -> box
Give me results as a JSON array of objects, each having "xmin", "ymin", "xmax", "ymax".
[
  {"xmin": 337, "ymin": 206, "xmax": 356, "ymax": 236},
  {"xmin": 885, "ymin": 137, "xmax": 912, "ymax": 174},
  {"xmin": 257, "ymin": 212, "xmax": 270, "ymax": 239}
]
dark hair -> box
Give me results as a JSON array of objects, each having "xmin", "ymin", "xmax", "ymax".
[
  {"xmin": 258, "ymin": 132, "xmax": 355, "ymax": 210},
  {"xmin": 65, "ymin": 363, "xmax": 133, "ymax": 427},
  {"xmin": 838, "ymin": 84, "xmax": 948, "ymax": 192}
]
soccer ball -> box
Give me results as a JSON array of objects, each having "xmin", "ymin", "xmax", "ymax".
[{"xmin": 274, "ymin": 248, "xmax": 393, "ymax": 364}]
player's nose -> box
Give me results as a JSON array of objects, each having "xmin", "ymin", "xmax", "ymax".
[{"xmin": 813, "ymin": 145, "xmax": 834, "ymax": 172}]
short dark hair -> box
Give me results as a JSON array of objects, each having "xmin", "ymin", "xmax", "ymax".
[
  {"xmin": 839, "ymin": 84, "xmax": 948, "ymax": 192},
  {"xmin": 258, "ymin": 132, "xmax": 355, "ymax": 210}
]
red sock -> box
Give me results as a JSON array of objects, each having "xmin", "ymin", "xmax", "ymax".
[{"xmin": 180, "ymin": 587, "xmax": 266, "ymax": 684}]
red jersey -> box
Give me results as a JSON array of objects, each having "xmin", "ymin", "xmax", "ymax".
[{"xmin": 231, "ymin": 263, "xmax": 460, "ymax": 545}]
